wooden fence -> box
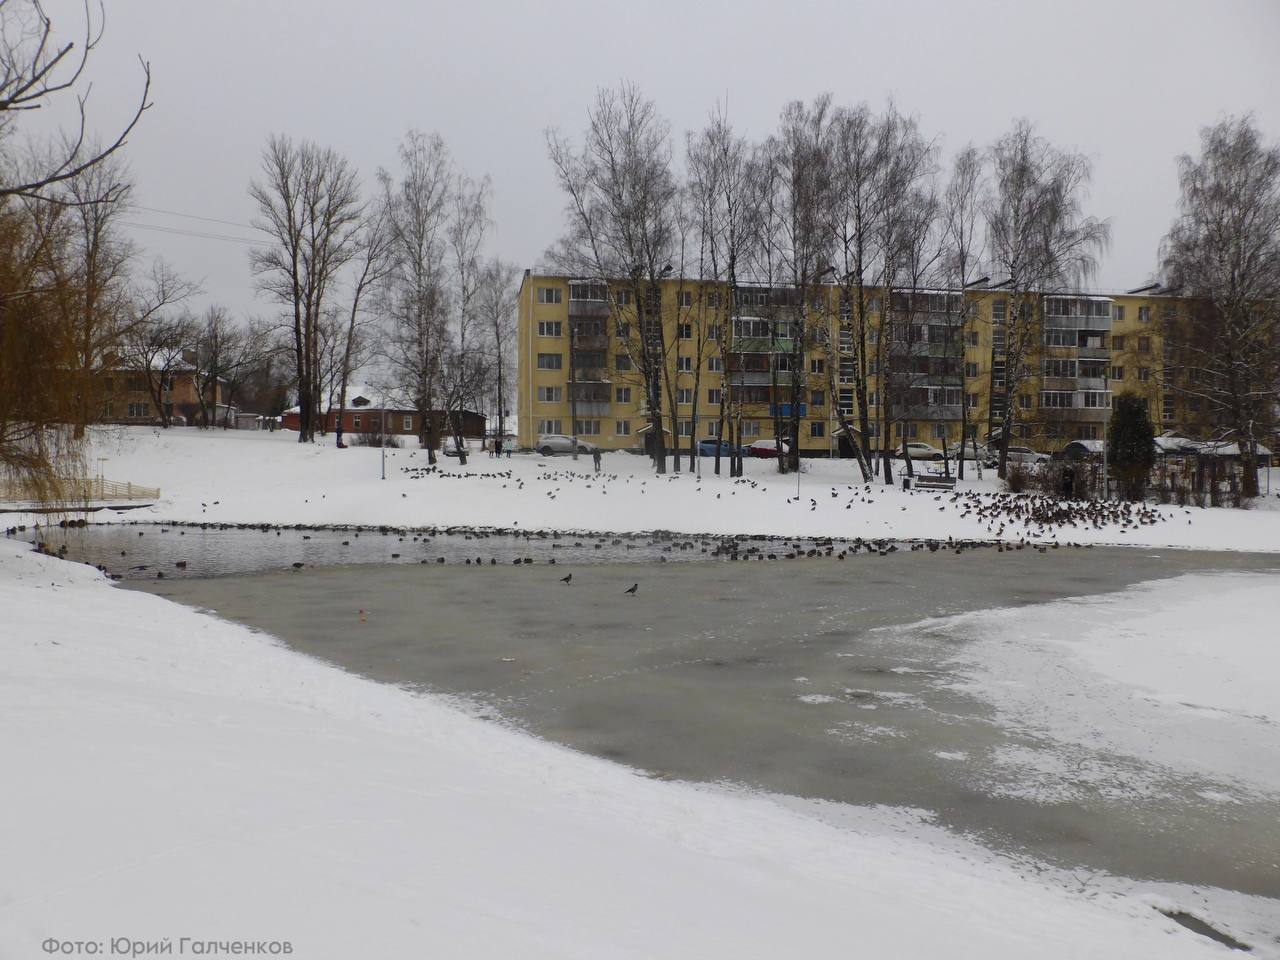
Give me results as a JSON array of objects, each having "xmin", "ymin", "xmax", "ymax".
[{"xmin": 0, "ymin": 478, "xmax": 161, "ymax": 503}]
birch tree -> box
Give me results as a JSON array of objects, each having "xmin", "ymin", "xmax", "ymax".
[
  {"xmin": 984, "ymin": 120, "xmax": 1109, "ymax": 476},
  {"xmin": 546, "ymin": 83, "xmax": 679, "ymax": 473},
  {"xmin": 1160, "ymin": 116, "xmax": 1280, "ymax": 498}
]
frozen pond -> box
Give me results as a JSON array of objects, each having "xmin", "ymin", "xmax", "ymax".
[{"xmin": 126, "ymin": 537, "xmax": 1280, "ymax": 900}]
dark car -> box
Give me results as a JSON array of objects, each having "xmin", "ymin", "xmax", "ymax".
[{"xmin": 697, "ymin": 438, "xmax": 746, "ymax": 457}]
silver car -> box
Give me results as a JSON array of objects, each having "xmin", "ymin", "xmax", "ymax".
[
  {"xmin": 1004, "ymin": 445, "xmax": 1050, "ymax": 465},
  {"xmin": 535, "ymin": 434, "xmax": 600, "ymax": 456}
]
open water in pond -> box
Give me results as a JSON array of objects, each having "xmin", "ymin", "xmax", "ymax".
[{"xmin": 42, "ymin": 523, "xmax": 1280, "ymax": 901}]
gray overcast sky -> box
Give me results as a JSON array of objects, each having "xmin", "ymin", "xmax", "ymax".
[{"xmin": 42, "ymin": 0, "xmax": 1280, "ymax": 317}]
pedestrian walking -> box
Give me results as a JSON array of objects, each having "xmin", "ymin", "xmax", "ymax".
[{"xmin": 592, "ymin": 448, "xmax": 602, "ymax": 473}]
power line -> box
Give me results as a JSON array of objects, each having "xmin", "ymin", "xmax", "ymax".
[
  {"xmin": 119, "ymin": 220, "xmax": 270, "ymax": 246},
  {"xmin": 133, "ymin": 205, "xmax": 262, "ymax": 232}
]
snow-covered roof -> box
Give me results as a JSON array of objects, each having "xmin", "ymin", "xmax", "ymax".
[{"xmin": 285, "ymin": 382, "xmax": 414, "ymax": 415}]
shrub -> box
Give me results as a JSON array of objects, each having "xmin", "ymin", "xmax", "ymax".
[
  {"xmin": 1109, "ymin": 393, "xmax": 1156, "ymax": 501},
  {"xmin": 1004, "ymin": 460, "xmax": 1031, "ymax": 493},
  {"xmin": 350, "ymin": 431, "xmax": 401, "ymax": 448}
]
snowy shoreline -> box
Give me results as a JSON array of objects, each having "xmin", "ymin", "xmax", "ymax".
[{"xmin": 4, "ymin": 542, "xmax": 1275, "ymax": 958}]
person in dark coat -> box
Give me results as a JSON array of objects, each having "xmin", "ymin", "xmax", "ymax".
[{"xmin": 592, "ymin": 448, "xmax": 602, "ymax": 472}]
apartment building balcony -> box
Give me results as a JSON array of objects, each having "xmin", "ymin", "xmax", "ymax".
[
  {"xmin": 1043, "ymin": 376, "xmax": 1079, "ymax": 392},
  {"xmin": 731, "ymin": 336, "xmax": 795, "ymax": 354},
  {"xmin": 1077, "ymin": 345, "xmax": 1111, "ymax": 360},
  {"xmin": 569, "ymin": 367, "xmax": 611, "ymax": 383},
  {"xmin": 568, "ymin": 298, "xmax": 612, "ymax": 319},
  {"xmin": 571, "ymin": 334, "xmax": 610, "ymax": 350},
  {"xmin": 1044, "ymin": 314, "xmax": 1113, "ymax": 332},
  {"xmin": 768, "ymin": 403, "xmax": 808, "ymax": 418},
  {"xmin": 1073, "ymin": 406, "xmax": 1110, "ymax": 422},
  {"xmin": 570, "ymin": 401, "xmax": 612, "ymax": 417},
  {"xmin": 1077, "ymin": 376, "xmax": 1108, "ymax": 391},
  {"xmin": 919, "ymin": 404, "xmax": 962, "ymax": 420},
  {"xmin": 727, "ymin": 370, "xmax": 773, "ymax": 386}
]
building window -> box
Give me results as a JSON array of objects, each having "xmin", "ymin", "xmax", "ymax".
[
  {"xmin": 678, "ymin": 291, "xmax": 693, "ymax": 308},
  {"xmin": 838, "ymin": 390, "xmax": 854, "ymax": 415},
  {"xmin": 867, "ymin": 391, "xmax": 878, "ymax": 407},
  {"xmin": 537, "ymin": 353, "xmax": 562, "ymax": 370},
  {"xmin": 1138, "ymin": 336, "xmax": 1151, "ymax": 353},
  {"xmin": 1113, "ymin": 304, "xmax": 1125, "ymax": 322},
  {"xmin": 740, "ymin": 420, "xmax": 761, "ymax": 438},
  {"xmin": 537, "ymin": 321, "xmax": 562, "ymax": 337},
  {"xmin": 707, "ymin": 356, "xmax": 723, "ymax": 372},
  {"xmin": 615, "ymin": 353, "xmax": 632, "ymax": 371},
  {"xmin": 708, "ymin": 388, "xmax": 722, "ymax": 405},
  {"xmin": 615, "ymin": 387, "xmax": 631, "ymax": 403},
  {"xmin": 967, "ymin": 393, "xmax": 979, "ymax": 409},
  {"xmin": 537, "ymin": 287, "xmax": 562, "ymax": 305},
  {"xmin": 1112, "ymin": 335, "xmax": 1125, "ymax": 351},
  {"xmin": 352, "ymin": 415, "xmax": 362, "ymax": 430},
  {"xmin": 402, "ymin": 416, "xmax": 413, "ymax": 431},
  {"xmin": 574, "ymin": 420, "xmax": 601, "ymax": 436},
  {"xmin": 810, "ymin": 390, "xmax": 825, "ymax": 408},
  {"xmin": 676, "ymin": 388, "xmax": 693, "ymax": 405},
  {"xmin": 1138, "ymin": 306, "xmax": 1150, "ymax": 323},
  {"xmin": 1138, "ymin": 367, "xmax": 1151, "ymax": 382},
  {"xmin": 810, "ymin": 421, "xmax": 825, "ymax": 438},
  {"xmin": 809, "ymin": 357, "xmax": 825, "ymax": 375},
  {"xmin": 538, "ymin": 419, "xmax": 562, "ymax": 435},
  {"xmin": 569, "ymin": 282, "xmax": 607, "ymax": 301},
  {"xmin": 1163, "ymin": 397, "xmax": 1175, "ymax": 422},
  {"xmin": 933, "ymin": 423, "xmax": 948, "ymax": 440},
  {"xmin": 965, "ymin": 362, "xmax": 979, "ymax": 378},
  {"xmin": 1082, "ymin": 392, "xmax": 1109, "ymax": 408},
  {"xmin": 894, "ymin": 421, "xmax": 918, "ymax": 439},
  {"xmin": 1019, "ymin": 394, "xmax": 1031, "ymax": 409},
  {"xmin": 967, "ymin": 330, "xmax": 979, "ymax": 346},
  {"xmin": 1111, "ymin": 366, "xmax": 1124, "ymax": 381},
  {"xmin": 991, "ymin": 299, "xmax": 1006, "ymax": 323},
  {"xmin": 677, "ymin": 355, "xmax": 692, "ymax": 372},
  {"xmin": 677, "ymin": 419, "xmax": 694, "ymax": 437},
  {"xmin": 616, "ymin": 420, "xmax": 630, "ymax": 436},
  {"xmin": 127, "ymin": 402, "xmax": 150, "ymax": 419},
  {"xmin": 677, "ymin": 322, "xmax": 692, "ymax": 339},
  {"xmin": 537, "ymin": 386, "xmax": 563, "ymax": 403},
  {"xmin": 614, "ymin": 289, "xmax": 632, "ymax": 306}
]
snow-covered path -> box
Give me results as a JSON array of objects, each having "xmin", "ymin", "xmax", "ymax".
[{"xmin": 2, "ymin": 545, "xmax": 1266, "ymax": 958}]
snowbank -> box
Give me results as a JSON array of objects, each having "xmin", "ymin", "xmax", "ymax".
[
  {"xmin": 0, "ymin": 545, "xmax": 1247, "ymax": 958},
  {"xmin": 48, "ymin": 427, "xmax": 1280, "ymax": 551}
]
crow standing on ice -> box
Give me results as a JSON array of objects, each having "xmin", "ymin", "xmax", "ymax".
[
  {"xmin": 624, "ymin": 583, "xmax": 638, "ymax": 595},
  {"xmin": 560, "ymin": 573, "xmax": 573, "ymax": 584}
]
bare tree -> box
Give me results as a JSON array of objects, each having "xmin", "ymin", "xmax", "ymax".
[
  {"xmin": 547, "ymin": 82, "xmax": 679, "ymax": 473},
  {"xmin": 250, "ymin": 134, "xmax": 363, "ymax": 443},
  {"xmin": 333, "ymin": 200, "xmax": 394, "ymax": 444},
  {"xmin": 984, "ymin": 120, "xmax": 1110, "ymax": 476},
  {"xmin": 1160, "ymin": 116, "xmax": 1280, "ymax": 498},
  {"xmin": 687, "ymin": 105, "xmax": 756, "ymax": 477},
  {"xmin": 0, "ymin": 1, "xmax": 150, "ymax": 203},
  {"xmin": 381, "ymin": 130, "xmax": 453, "ymax": 463},
  {"xmin": 477, "ymin": 258, "xmax": 520, "ymax": 444},
  {"xmin": 192, "ymin": 306, "xmax": 271, "ymax": 428},
  {"xmin": 118, "ymin": 260, "xmax": 199, "ymax": 426},
  {"xmin": 938, "ymin": 145, "xmax": 986, "ymax": 478}
]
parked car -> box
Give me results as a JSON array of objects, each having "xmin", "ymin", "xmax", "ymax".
[
  {"xmin": 535, "ymin": 434, "xmax": 600, "ymax": 456},
  {"xmin": 441, "ymin": 436, "xmax": 473, "ymax": 457},
  {"xmin": 697, "ymin": 438, "xmax": 746, "ymax": 458},
  {"xmin": 900, "ymin": 441, "xmax": 945, "ymax": 461},
  {"xmin": 746, "ymin": 438, "xmax": 791, "ymax": 458},
  {"xmin": 951, "ymin": 441, "xmax": 996, "ymax": 466},
  {"xmin": 1003, "ymin": 445, "xmax": 1050, "ymax": 465}
]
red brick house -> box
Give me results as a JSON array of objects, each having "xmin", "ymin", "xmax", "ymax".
[{"xmin": 281, "ymin": 386, "xmax": 485, "ymax": 447}]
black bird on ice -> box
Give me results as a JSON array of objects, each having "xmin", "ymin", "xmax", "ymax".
[{"xmin": 624, "ymin": 583, "xmax": 638, "ymax": 595}]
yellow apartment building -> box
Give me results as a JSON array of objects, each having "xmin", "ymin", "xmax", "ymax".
[{"xmin": 516, "ymin": 270, "xmax": 1178, "ymax": 458}]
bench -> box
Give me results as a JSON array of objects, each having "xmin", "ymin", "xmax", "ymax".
[{"xmin": 912, "ymin": 474, "xmax": 957, "ymax": 491}]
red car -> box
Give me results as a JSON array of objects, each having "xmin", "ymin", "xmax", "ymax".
[{"xmin": 746, "ymin": 438, "xmax": 791, "ymax": 458}]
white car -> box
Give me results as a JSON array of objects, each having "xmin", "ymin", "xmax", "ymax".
[
  {"xmin": 901, "ymin": 442, "xmax": 945, "ymax": 461},
  {"xmin": 535, "ymin": 434, "xmax": 600, "ymax": 456},
  {"xmin": 1003, "ymin": 445, "xmax": 1050, "ymax": 465}
]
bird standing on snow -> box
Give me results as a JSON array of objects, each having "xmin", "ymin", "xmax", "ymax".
[
  {"xmin": 624, "ymin": 583, "xmax": 638, "ymax": 595},
  {"xmin": 560, "ymin": 573, "xmax": 573, "ymax": 584}
]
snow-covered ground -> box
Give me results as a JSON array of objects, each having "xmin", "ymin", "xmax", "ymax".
[
  {"xmin": 3, "ymin": 544, "xmax": 1272, "ymax": 959},
  {"xmin": 34, "ymin": 426, "xmax": 1280, "ymax": 551}
]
